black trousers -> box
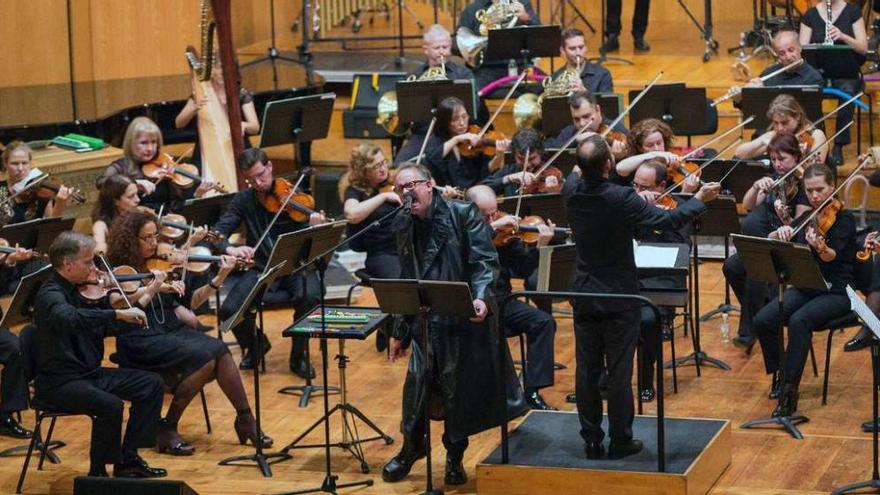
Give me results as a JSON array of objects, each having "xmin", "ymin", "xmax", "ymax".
[
  {"xmin": 606, "ymin": 0, "xmax": 650, "ymax": 37},
  {"xmin": 35, "ymin": 368, "xmax": 163, "ymax": 467},
  {"xmin": 220, "ymin": 269, "xmax": 321, "ymax": 364},
  {"xmin": 574, "ymin": 309, "xmax": 639, "ymax": 443},
  {"xmin": 753, "ymin": 288, "xmax": 851, "ymax": 388},
  {"xmin": 502, "ymin": 299, "xmax": 556, "ymax": 390},
  {"xmin": 364, "ymin": 253, "xmax": 401, "ymax": 279},
  {"xmin": 0, "ymin": 327, "xmax": 27, "ymax": 413},
  {"xmin": 722, "ymin": 253, "xmax": 772, "ymax": 339},
  {"xmin": 829, "ymin": 78, "xmax": 863, "ymax": 147},
  {"xmin": 638, "ymin": 306, "xmax": 667, "ymax": 392}
]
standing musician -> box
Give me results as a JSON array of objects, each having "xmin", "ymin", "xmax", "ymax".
[
  {"xmin": 544, "ymin": 91, "xmax": 629, "ymax": 161},
  {"xmin": 457, "ymin": 0, "xmax": 540, "ymax": 91},
  {"xmin": 480, "ymin": 127, "xmax": 562, "ymax": 196},
  {"xmin": 211, "ymin": 148, "xmax": 325, "ymax": 377},
  {"xmin": 32, "ymin": 232, "xmax": 165, "ymax": 478},
  {"xmin": 564, "ymin": 135, "xmax": 720, "ymax": 460},
  {"xmin": 106, "ymin": 210, "xmax": 271, "ymax": 456},
  {"xmin": 0, "ymin": 141, "xmax": 72, "ymax": 224},
  {"xmin": 630, "ymin": 160, "xmax": 693, "ymax": 402},
  {"xmin": 734, "ymin": 94, "xmax": 828, "ymax": 163},
  {"xmin": 425, "ymin": 96, "xmax": 510, "ymax": 191},
  {"xmin": 601, "ymin": 0, "xmax": 651, "ymax": 53},
  {"xmin": 800, "ymin": 0, "xmax": 868, "ymax": 166},
  {"xmin": 724, "ymin": 133, "xmax": 814, "ymax": 352},
  {"xmin": 467, "ymin": 184, "xmax": 558, "ymax": 410},
  {"xmin": 752, "ymin": 163, "xmax": 856, "ymax": 418},
  {"xmin": 554, "ymin": 28, "xmax": 614, "ymax": 94},
  {"xmin": 382, "ymin": 163, "xmax": 526, "ymax": 486},
  {"xmin": 97, "ymin": 117, "xmax": 216, "ymax": 211},
  {"xmin": 732, "ymin": 30, "xmax": 822, "ymax": 104}
]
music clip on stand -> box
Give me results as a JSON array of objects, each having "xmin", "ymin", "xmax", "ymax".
[
  {"xmin": 259, "ymin": 92, "xmax": 335, "ymax": 173},
  {"xmin": 734, "ymin": 234, "xmax": 828, "ymax": 439},
  {"xmin": 218, "ymin": 262, "xmax": 292, "ymax": 477}
]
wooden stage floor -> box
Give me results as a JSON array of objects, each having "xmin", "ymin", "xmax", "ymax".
[{"xmin": 0, "ymin": 261, "xmax": 876, "ymax": 495}]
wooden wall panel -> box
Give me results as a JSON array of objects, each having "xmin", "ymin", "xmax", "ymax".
[{"xmin": 0, "ymin": 0, "xmax": 71, "ymax": 88}]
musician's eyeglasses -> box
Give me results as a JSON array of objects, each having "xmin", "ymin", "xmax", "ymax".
[
  {"xmin": 369, "ymin": 159, "xmax": 389, "ymax": 169},
  {"xmin": 394, "ymin": 179, "xmax": 429, "ymax": 194},
  {"xmin": 138, "ymin": 233, "xmax": 160, "ymax": 243}
]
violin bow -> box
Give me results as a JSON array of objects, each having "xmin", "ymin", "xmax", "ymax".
[
  {"xmin": 656, "ymin": 137, "xmax": 742, "ymax": 200},
  {"xmin": 601, "ymin": 71, "xmax": 663, "ymax": 139},
  {"xmin": 681, "ymin": 116, "xmax": 755, "ymax": 161},
  {"xmin": 476, "ymin": 70, "xmax": 529, "ymax": 141},
  {"xmin": 97, "ymin": 255, "xmax": 148, "ymax": 329},
  {"xmin": 807, "ymin": 92, "xmax": 864, "ymax": 132},
  {"xmin": 791, "ymin": 156, "xmax": 871, "ymax": 237},
  {"xmin": 530, "ymin": 116, "xmax": 597, "ymax": 182},
  {"xmin": 770, "ymin": 121, "xmax": 853, "ymax": 189},
  {"xmin": 180, "ymin": 221, "xmax": 195, "ymax": 286},
  {"xmin": 252, "ymin": 172, "xmax": 309, "ymax": 252},
  {"xmin": 416, "ymin": 116, "xmax": 438, "ymax": 167},
  {"xmin": 151, "ymin": 147, "xmax": 195, "ymax": 184},
  {"xmin": 513, "ymin": 148, "xmax": 529, "ymax": 222}
]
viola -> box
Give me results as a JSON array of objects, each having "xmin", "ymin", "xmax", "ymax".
[
  {"xmin": 457, "ymin": 125, "xmax": 507, "ymax": 158},
  {"xmin": 151, "ymin": 242, "xmax": 253, "ymax": 275},
  {"xmin": 523, "ymin": 165, "xmax": 564, "ymax": 195},
  {"xmin": 15, "ymin": 175, "xmax": 86, "ymax": 205},
  {"xmin": 158, "ymin": 213, "xmax": 223, "ymax": 243},
  {"xmin": 490, "ymin": 211, "xmax": 571, "ymax": 247},
  {"xmin": 142, "ymin": 153, "xmax": 227, "ymax": 193},
  {"xmin": 255, "ymin": 177, "xmax": 319, "ymax": 223}
]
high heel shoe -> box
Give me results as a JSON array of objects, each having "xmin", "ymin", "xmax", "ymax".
[{"xmin": 234, "ymin": 413, "xmax": 274, "ymax": 448}]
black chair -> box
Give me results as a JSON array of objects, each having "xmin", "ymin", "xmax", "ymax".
[
  {"xmin": 16, "ymin": 325, "xmax": 86, "ymax": 494},
  {"xmin": 820, "ymin": 312, "xmax": 862, "ymax": 406},
  {"xmin": 345, "ymin": 268, "xmax": 373, "ymax": 305}
]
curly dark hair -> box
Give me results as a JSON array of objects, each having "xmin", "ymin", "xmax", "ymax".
[
  {"xmin": 92, "ymin": 175, "xmax": 135, "ymax": 224},
  {"xmin": 628, "ymin": 118, "xmax": 674, "ymax": 154},
  {"xmin": 107, "ymin": 210, "xmax": 157, "ymax": 271}
]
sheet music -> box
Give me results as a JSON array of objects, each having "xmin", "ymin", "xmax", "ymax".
[
  {"xmin": 634, "ymin": 242, "xmax": 679, "ymax": 268},
  {"xmin": 848, "ymin": 285, "xmax": 880, "ymax": 340}
]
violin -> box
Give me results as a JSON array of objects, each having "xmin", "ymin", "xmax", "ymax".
[
  {"xmin": 457, "ymin": 125, "xmax": 507, "ymax": 158},
  {"xmin": 255, "ymin": 177, "xmax": 320, "ymax": 223},
  {"xmin": 0, "ymin": 238, "xmax": 45, "ymax": 261},
  {"xmin": 150, "ymin": 242, "xmax": 253, "ymax": 275},
  {"xmin": 142, "ymin": 153, "xmax": 227, "ymax": 193},
  {"xmin": 490, "ymin": 211, "xmax": 571, "ymax": 247},
  {"xmin": 810, "ymin": 198, "xmax": 842, "ymax": 238},
  {"xmin": 597, "ymin": 123, "xmax": 627, "ymax": 147},
  {"xmin": 655, "ymin": 194, "xmax": 678, "ymax": 210},
  {"xmin": 798, "ymin": 130, "xmax": 815, "ymax": 157},
  {"xmin": 14, "ymin": 175, "xmax": 86, "ymax": 206},
  {"xmin": 523, "ymin": 165, "xmax": 564, "ymax": 195},
  {"xmin": 158, "ymin": 213, "xmax": 224, "ymax": 243},
  {"xmin": 667, "ymin": 161, "xmax": 701, "ymax": 188}
]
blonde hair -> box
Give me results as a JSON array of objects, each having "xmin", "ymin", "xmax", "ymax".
[
  {"xmin": 0, "ymin": 141, "xmax": 32, "ymax": 172},
  {"xmin": 122, "ymin": 116, "xmax": 163, "ymax": 163},
  {"xmin": 338, "ymin": 143, "xmax": 385, "ymax": 202},
  {"xmin": 766, "ymin": 94, "xmax": 809, "ymax": 132}
]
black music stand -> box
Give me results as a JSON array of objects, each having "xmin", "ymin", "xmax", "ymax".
[
  {"xmin": 541, "ymin": 93, "xmax": 620, "ymax": 137},
  {"xmin": 372, "ymin": 279, "xmax": 477, "ymax": 495},
  {"xmin": 735, "ymin": 234, "xmax": 827, "ymax": 439},
  {"xmin": 0, "ymin": 217, "xmax": 66, "ymax": 250},
  {"xmin": 275, "ymin": 223, "xmax": 348, "ymax": 407},
  {"xmin": 179, "ymin": 193, "xmax": 236, "ymax": 228},
  {"xmin": 627, "ymin": 84, "xmax": 708, "ymax": 141},
  {"xmin": 218, "ymin": 262, "xmax": 291, "ymax": 477},
  {"xmin": 832, "ymin": 286, "xmax": 880, "ymax": 494},
  {"xmin": 666, "ymin": 196, "xmax": 738, "ymax": 374},
  {"xmin": 259, "ymin": 93, "xmax": 335, "ymax": 170},
  {"xmin": 277, "ymin": 307, "xmax": 393, "ymax": 473},
  {"xmin": 696, "ymin": 159, "xmax": 769, "ymax": 202},
  {"xmin": 484, "ymin": 25, "xmax": 562, "ymax": 67},
  {"xmin": 397, "ymin": 79, "xmax": 476, "ymax": 124},
  {"xmin": 497, "ymin": 192, "xmax": 568, "ymax": 226},
  {"xmin": 802, "ymin": 44, "xmax": 862, "ymax": 80},
  {"xmin": 741, "ymin": 87, "xmax": 823, "ymax": 131}
]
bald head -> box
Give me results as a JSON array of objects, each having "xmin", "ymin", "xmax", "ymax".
[
  {"xmin": 773, "ymin": 30, "xmax": 802, "ymax": 68},
  {"xmin": 423, "ymin": 24, "xmax": 452, "ymax": 67},
  {"xmin": 466, "ymin": 185, "xmax": 498, "ymax": 216}
]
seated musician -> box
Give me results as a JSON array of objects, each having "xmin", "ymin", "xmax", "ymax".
[
  {"xmin": 457, "ymin": 0, "xmax": 540, "ymax": 91},
  {"xmin": 630, "ymin": 159, "xmax": 696, "ymax": 402},
  {"xmin": 32, "ymin": 232, "xmax": 165, "ymax": 478},
  {"xmin": 0, "ymin": 141, "xmax": 72, "ymax": 223},
  {"xmin": 174, "ymin": 53, "xmax": 260, "ymax": 163},
  {"xmin": 467, "ymin": 184, "xmax": 557, "ymax": 410},
  {"xmin": 734, "ymin": 94, "xmax": 827, "ymax": 163},
  {"xmin": 615, "ymin": 118, "xmax": 682, "ymax": 183},
  {"xmin": 425, "ymin": 96, "xmax": 510, "ymax": 192},
  {"xmin": 724, "ymin": 133, "xmax": 813, "ymax": 352},
  {"xmin": 553, "ymin": 28, "xmax": 613, "ymax": 94},
  {"xmin": 800, "ymin": 0, "xmax": 868, "ymax": 166},
  {"xmin": 544, "ymin": 91, "xmax": 629, "ymax": 161},
  {"xmin": 480, "ymin": 127, "xmax": 562, "ymax": 196},
  {"xmin": 106, "ymin": 210, "xmax": 271, "ymax": 456},
  {"xmin": 752, "ymin": 163, "xmax": 856, "ymax": 418},
  {"xmin": 97, "ymin": 117, "xmax": 216, "ymax": 211},
  {"xmin": 0, "ymin": 257, "xmax": 34, "ymax": 439},
  {"xmin": 92, "ymin": 175, "xmax": 143, "ymax": 255},
  {"xmin": 733, "ymin": 30, "xmax": 822, "ymax": 105},
  {"xmin": 212, "ymin": 148, "xmax": 325, "ymax": 377}
]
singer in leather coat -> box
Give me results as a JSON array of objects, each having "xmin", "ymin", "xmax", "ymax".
[{"xmin": 390, "ymin": 169, "xmax": 527, "ymax": 453}]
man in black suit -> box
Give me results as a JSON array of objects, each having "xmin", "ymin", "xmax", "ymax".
[{"xmin": 564, "ymin": 135, "xmax": 719, "ymax": 459}]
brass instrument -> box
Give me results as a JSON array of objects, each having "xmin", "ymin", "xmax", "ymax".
[
  {"xmin": 376, "ymin": 59, "xmax": 448, "ymax": 136},
  {"xmin": 512, "ymin": 57, "xmax": 583, "ymax": 129},
  {"xmin": 456, "ymin": 0, "xmax": 519, "ymax": 68}
]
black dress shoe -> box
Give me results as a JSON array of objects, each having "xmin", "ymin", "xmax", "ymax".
[
  {"xmin": 633, "ymin": 36, "xmax": 651, "ymax": 51},
  {"xmin": 862, "ymin": 418, "xmax": 880, "ymax": 432},
  {"xmin": 375, "ymin": 331, "xmax": 388, "ymax": 353},
  {"xmin": 733, "ymin": 336, "xmax": 757, "ymax": 354},
  {"xmin": 771, "ymin": 384, "xmax": 799, "ymax": 418},
  {"xmin": 608, "ymin": 439, "xmax": 643, "ymax": 460},
  {"xmin": 444, "ymin": 454, "xmax": 467, "ymax": 485},
  {"xmin": 845, "ymin": 335, "xmax": 872, "ymax": 352},
  {"xmin": 640, "ymin": 388, "xmax": 656, "ymax": 403},
  {"xmin": 289, "ymin": 357, "xmax": 316, "ymax": 380},
  {"xmin": 565, "ymin": 392, "xmax": 577, "ymax": 403},
  {"xmin": 525, "ymin": 390, "xmax": 557, "ymax": 411},
  {"xmin": 600, "ymin": 34, "xmax": 620, "ymax": 54},
  {"xmin": 381, "ymin": 446, "xmax": 426, "ymax": 482},
  {"xmin": 88, "ymin": 466, "xmax": 109, "ymax": 477},
  {"xmin": 584, "ymin": 440, "xmax": 605, "ymax": 460},
  {"xmin": 829, "ymin": 145, "xmax": 844, "ymax": 167},
  {"xmin": 0, "ymin": 413, "xmax": 32, "ymax": 439},
  {"xmin": 239, "ymin": 337, "xmax": 272, "ymax": 370},
  {"xmin": 113, "ymin": 455, "xmax": 167, "ymax": 478}
]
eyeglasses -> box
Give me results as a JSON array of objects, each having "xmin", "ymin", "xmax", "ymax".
[
  {"xmin": 394, "ymin": 179, "xmax": 429, "ymax": 194},
  {"xmin": 138, "ymin": 233, "xmax": 160, "ymax": 243},
  {"xmin": 369, "ymin": 159, "xmax": 389, "ymax": 169}
]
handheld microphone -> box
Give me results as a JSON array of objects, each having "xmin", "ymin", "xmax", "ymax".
[{"xmin": 392, "ymin": 192, "xmax": 414, "ymax": 231}]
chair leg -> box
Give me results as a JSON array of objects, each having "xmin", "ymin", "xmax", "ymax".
[
  {"xmin": 200, "ymin": 389, "xmax": 212, "ymax": 434},
  {"xmin": 16, "ymin": 413, "xmax": 43, "ymax": 494},
  {"xmin": 346, "ymin": 282, "xmax": 363, "ymax": 306},
  {"xmin": 823, "ymin": 328, "xmax": 835, "ymax": 406},
  {"xmin": 519, "ymin": 334, "xmax": 528, "ymax": 389},
  {"xmin": 809, "ymin": 341, "xmax": 819, "ymax": 378},
  {"xmin": 38, "ymin": 416, "xmax": 58, "ymax": 471},
  {"xmin": 670, "ymin": 322, "xmax": 678, "ymax": 394}
]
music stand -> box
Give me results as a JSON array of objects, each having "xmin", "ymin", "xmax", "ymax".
[
  {"xmin": 666, "ymin": 196, "xmax": 738, "ymax": 374},
  {"xmin": 275, "ymin": 222, "xmax": 348, "ymax": 406},
  {"xmin": 0, "ymin": 217, "xmax": 64, "ymax": 250},
  {"xmin": 32, "ymin": 218, "xmax": 75, "ymax": 254},
  {"xmin": 218, "ymin": 262, "xmax": 290, "ymax": 477},
  {"xmin": 397, "ymin": 80, "xmax": 476, "ymax": 124},
  {"xmin": 497, "ymin": 192, "xmax": 568, "ymax": 226},
  {"xmin": 802, "ymin": 44, "xmax": 862, "ymax": 80},
  {"xmin": 695, "ymin": 159, "xmax": 769, "ymax": 202},
  {"xmin": 179, "ymin": 193, "xmax": 236, "ymax": 228},
  {"xmin": 372, "ymin": 279, "xmax": 477, "ymax": 495},
  {"xmin": 627, "ymin": 84, "xmax": 708, "ymax": 138},
  {"xmin": 832, "ymin": 286, "xmax": 880, "ymax": 494},
  {"xmin": 259, "ymin": 93, "xmax": 335, "ymax": 170},
  {"xmin": 541, "ymin": 93, "xmax": 621, "ymax": 137},
  {"xmin": 484, "ymin": 25, "xmax": 562, "ymax": 67},
  {"xmin": 741, "ymin": 87, "xmax": 823, "ymax": 131},
  {"xmin": 734, "ymin": 234, "xmax": 827, "ymax": 439}
]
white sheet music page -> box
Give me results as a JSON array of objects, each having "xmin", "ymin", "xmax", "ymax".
[
  {"xmin": 634, "ymin": 241, "xmax": 679, "ymax": 268},
  {"xmin": 847, "ymin": 285, "xmax": 880, "ymax": 339}
]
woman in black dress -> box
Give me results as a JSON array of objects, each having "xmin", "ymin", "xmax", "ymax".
[
  {"xmin": 799, "ymin": 0, "xmax": 868, "ymax": 165},
  {"xmin": 107, "ymin": 210, "xmax": 271, "ymax": 455}
]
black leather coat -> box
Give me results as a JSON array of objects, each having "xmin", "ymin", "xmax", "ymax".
[{"xmin": 393, "ymin": 195, "xmax": 527, "ymax": 443}]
